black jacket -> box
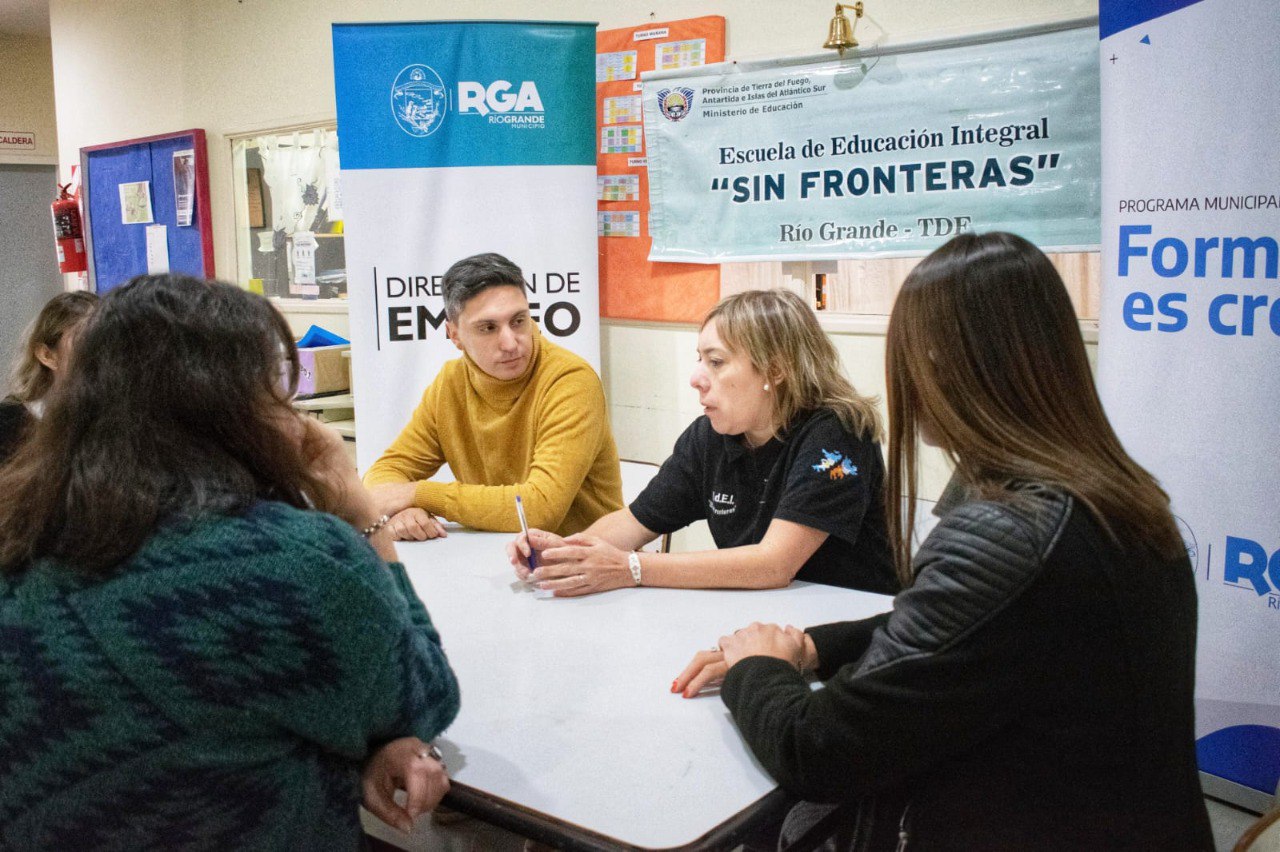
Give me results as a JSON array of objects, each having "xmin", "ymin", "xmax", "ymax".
[{"xmin": 722, "ymin": 485, "xmax": 1212, "ymax": 851}]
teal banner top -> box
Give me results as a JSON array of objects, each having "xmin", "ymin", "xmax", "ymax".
[{"xmin": 333, "ymin": 21, "xmax": 596, "ymax": 169}]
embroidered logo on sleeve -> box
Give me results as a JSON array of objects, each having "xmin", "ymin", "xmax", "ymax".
[{"xmin": 811, "ymin": 449, "xmax": 859, "ymax": 480}]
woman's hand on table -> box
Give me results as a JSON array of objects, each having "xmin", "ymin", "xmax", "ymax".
[
  {"xmin": 362, "ymin": 736, "xmax": 450, "ymax": 833},
  {"xmin": 388, "ymin": 508, "xmax": 448, "ymax": 541},
  {"xmin": 507, "ymin": 528, "xmax": 566, "ymax": 579},
  {"xmin": 531, "ymin": 533, "xmax": 633, "ymax": 596},
  {"xmin": 673, "ymin": 623, "xmax": 818, "ymax": 698},
  {"xmin": 672, "ymin": 648, "xmax": 729, "ymax": 698}
]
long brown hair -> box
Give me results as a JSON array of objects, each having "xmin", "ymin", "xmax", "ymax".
[
  {"xmin": 885, "ymin": 232, "xmax": 1182, "ymax": 586},
  {"xmin": 705, "ymin": 288, "xmax": 882, "ymax": 441},
  {"xmin": 0, "ymin": 274, "xmax": 332, "ymax": 577},
  {"xmin": 8, "ymin": 290, "xmax": 98, "ymax": 402}
]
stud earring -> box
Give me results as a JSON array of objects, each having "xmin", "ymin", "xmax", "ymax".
[{"xmin": 763, "ymin": 383, "xmax": 770, "ymax": 391}]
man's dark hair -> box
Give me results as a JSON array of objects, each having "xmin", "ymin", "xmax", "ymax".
[{"xmin": 442, "ymin": 253, "xmax": 526, "ymax": 321}]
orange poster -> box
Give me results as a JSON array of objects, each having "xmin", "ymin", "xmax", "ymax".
[{"xmin": 596, "ymin": 16, "xmax": 725, "ymax": 322}]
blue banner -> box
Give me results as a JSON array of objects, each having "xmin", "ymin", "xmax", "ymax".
[
  {"xmin": 1099, "ymin": 0, "xmax": 1205, "ymax": 38},
  {"xmin": 332, "ymin": 21, "xmax": 601, "ymax": 472},
  {"xmin": 644, "ymin": 23, "xmax": 1100, "ymax": 262},
  {"xmin": 333, "ymin": 21, "xmax": 596, "ymax": 170},
  {"xmin": 1097, "ymin": 0, "xmax": 1280, "ymax": 811}
]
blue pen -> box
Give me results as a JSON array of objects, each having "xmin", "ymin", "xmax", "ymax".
[{"xmin": 515, "ymin": 495, "xmax": 538, "ymax": 572}]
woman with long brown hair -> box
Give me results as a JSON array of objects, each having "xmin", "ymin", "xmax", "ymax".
[
  {"xmin": 0, "ymin": 274, "xmax": 459, "ymax": 848},
  {"xmin": 675, "ymin": 233, "xmax": 1211, "ymax": 850},
  {"xmin": 0, "ymin": 289, "xmax": 97, "ymax": 462},
  {"xmin": 509, "ymin": 287, "xmax": 896, "ymax": 596}
]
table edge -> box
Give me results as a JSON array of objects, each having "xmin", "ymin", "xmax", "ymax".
[{"xmin": 439, "ymin": 781, "xmax": 795, "ymax": 851}]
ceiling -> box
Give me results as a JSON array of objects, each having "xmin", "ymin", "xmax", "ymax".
[{"xmin": 0, "ymin": 0, "xmax": 49, "ymax": 37}]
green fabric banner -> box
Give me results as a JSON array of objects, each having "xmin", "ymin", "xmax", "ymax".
[{"xmin": 644, "ymin": 23, "xmax": 1100, "ymax": 261}]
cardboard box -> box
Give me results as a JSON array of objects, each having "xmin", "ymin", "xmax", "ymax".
[{"xmin": 296, "ymin": 344, "xmax": 350, "ymax": 398}]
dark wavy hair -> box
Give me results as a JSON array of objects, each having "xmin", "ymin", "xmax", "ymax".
[
  {"xmin": 0, "ymin": 274, "xmax": 330, "ymax": 576},
  {"xmin": 885, "ymin": 232, "xmax": 1183, "ymax": 586}
]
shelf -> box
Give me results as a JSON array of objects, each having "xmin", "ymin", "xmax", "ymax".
[
  {"xmin": 293, "ymin": 392, "xmax": 353, "ymax": 411},
  {"xmin": 270, "ymin": 297, "xmax": 350, "ymax": 313},
  {"xmin": 328, "ymin": 418, "xmax": 356, "ymax": 439}
]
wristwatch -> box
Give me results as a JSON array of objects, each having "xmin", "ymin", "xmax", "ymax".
[{"xmin": 627, "ymin": 551, "xmax": 643, "ymax": 586}]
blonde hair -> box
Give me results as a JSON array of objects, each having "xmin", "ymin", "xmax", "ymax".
[
  {"xmin": 8, "ymin": 291, "xmax": 98, "ymax": 402},
  {"xmin": 885, "ymin": 232, "xmax": 1182, "ymax": 587},
  {"xmin": 703, "ymin": 288, "xmax": 882, "ymax": 442}
]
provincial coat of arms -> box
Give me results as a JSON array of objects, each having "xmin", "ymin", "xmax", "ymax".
[
  {"xmin": 391, "ymin": 65, "xmax": 448, "ymax": 137},
  {"xmin": 656, "ymin": 87, "xmax": 695, "ymax": 122}
]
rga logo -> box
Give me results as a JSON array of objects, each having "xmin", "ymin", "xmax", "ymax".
[
  {"xmin": 458, "ymin": 80, "xmax": 545, "ymax": 128},
  {"xmin": 657, "ymin": 87, "xmax": 695, "ymax": 122},
  {"xmin": 391, "ymin": 65, "xmax": 448, "ymax": 137},
  {"xmin": 1223, "ymin": 535, "xmax": 1280, "ymax": 610}
]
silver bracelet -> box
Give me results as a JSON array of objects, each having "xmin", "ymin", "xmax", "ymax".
[
  {"xmin": 627, "ymin": 551, "xmax": 643, "ymax": 585},
  {"xmin": 361, "ymin": 514, "xmax": 391, "ymax": 538}
]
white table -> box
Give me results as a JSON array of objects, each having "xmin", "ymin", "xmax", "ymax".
[{"xmin": 368, "ymin": 530, "xmax": 894, "ymax": 851}]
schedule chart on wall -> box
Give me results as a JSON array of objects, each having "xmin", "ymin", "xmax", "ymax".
[
  {"xmin": 596, "ymin": 175, "xmax": 640, "ymax": 202},
  {"xmin": 363, "ymin": 530, "xmax": 894, "ymax": 851},
  {"xmin": 598, "ymin": 211, "xmax": 641, "ymax": 238},
  {"xmin": 657, "ymin": 38, "xmax": 707, "ymax": 70},
  {"xmin": 594, "ymin": 16, "xmax": 725, "ymax": 323}
]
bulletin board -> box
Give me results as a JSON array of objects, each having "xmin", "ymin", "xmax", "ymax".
[
  {"xmin": 80, "ymin": 129, "xmax": 214, "ymax": 294},
  {"xmin": 596, "ymin": 17, "xmax": 724, "ymax": 323}
]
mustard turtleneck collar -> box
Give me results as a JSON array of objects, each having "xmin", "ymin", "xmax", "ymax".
[{"xmin": 461, "ymin": 322, "xmax": 544, "ymax": 411}]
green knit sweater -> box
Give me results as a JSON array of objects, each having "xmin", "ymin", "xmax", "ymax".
[{"xmin": 0, "ymin": 501, "xmax": 460, "ymax": 851}]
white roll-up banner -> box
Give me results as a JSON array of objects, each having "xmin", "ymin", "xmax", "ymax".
[
  {"xmin": 333, "ymin": 21, "xmax": 600, "ymax": 471},
  {"xmin": 1097, "ymin": 0, "xmax": 1279, "ymax": 810}
]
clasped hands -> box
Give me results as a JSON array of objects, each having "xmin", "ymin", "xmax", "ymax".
[
  {"xmin": 367, "ymin": 482, "xmax": 448, "ymax": 541},
  {"xmin": 507, "ymin": 528, "xmax": 632, "ymax": 596}
]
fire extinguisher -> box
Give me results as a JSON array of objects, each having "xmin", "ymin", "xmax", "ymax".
[{"xmin": 51, "ymin": 183, "xmax": 88, "ymax": 274}]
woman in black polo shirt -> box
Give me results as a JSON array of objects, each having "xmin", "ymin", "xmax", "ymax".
[{"xmin": 508, "ymin": 288, "xmax": 896, "ymax": 596}]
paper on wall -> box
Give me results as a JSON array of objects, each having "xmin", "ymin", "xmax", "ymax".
[{"xmin": 145, "ymin": 224, "xmax": 169, "ymax": 273}]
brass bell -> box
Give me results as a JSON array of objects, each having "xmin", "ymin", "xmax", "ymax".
[{"xmin": 824, "ymin": 2, "xmax": 863, "ymax": 54}]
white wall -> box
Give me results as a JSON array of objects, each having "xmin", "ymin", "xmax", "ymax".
[
  {"xmin": 47, "ymin": 0, "xmax": 1099, "ymax": 516},
  {"xmin": 0, "ymin": 33, "xmax": 58, "ymax": 166},
  {"xmin": 48, "ymin": 1, "xmax": 185, "ymax": 162}
]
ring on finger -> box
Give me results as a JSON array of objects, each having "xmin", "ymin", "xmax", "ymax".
[{"xmin": 418, "ymin": 744, "xmax": 446, "ymax": 768}]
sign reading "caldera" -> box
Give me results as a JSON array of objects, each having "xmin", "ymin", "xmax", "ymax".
[{"xmin": 0, "ymin": 131, "xmax": 36, "ymax": 150}]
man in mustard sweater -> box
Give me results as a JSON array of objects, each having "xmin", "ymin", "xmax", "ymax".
[{"xmin": 364, "ymin": 253, "xmax": 623, "ymax": 540}]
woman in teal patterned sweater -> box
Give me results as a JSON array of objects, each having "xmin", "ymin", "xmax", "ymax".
[{"xmin": 0, "ymin": 275, "xmax": 461, "ymax": 850}]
